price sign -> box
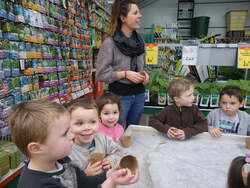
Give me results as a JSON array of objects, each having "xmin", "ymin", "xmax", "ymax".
[
  {"xmin": 146, "ymin": 44, "xmax": 158, "ymax": 65},
  {"xmin": 182, "ymin": 46, "xmax": 198, "ymax": 65},
  {"xmin": 237, "ymin": 47, "xmax": 250, "ymax": 69}
]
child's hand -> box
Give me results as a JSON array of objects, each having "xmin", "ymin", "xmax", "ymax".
[
  {"xmin": 175, "ymin": 129, "xmax": 186, "ymax": 140},
  {"xmin": 209, "ymin": 128, "xmax": 222, "ymax": 137},
  {"xmin": 102, "ymin": 158, "xmax": 111, "ymax": 171},
  {"xmin": 84, "ymin": 161, "xmax": 103, "ymax": 176},
  {"xmin": 167, "ymin": 127, "xmax": 178, "ymax": 139},
  {"xmin": 103, "ymin": 167, "xmax": 139, "ymax": 188}
]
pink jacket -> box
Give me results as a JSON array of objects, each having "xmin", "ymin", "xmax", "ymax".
[{"xmin": 99, "ymin": 123, "xmax": 124, "ymax": 142}]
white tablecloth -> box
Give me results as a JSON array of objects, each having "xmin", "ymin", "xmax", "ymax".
[{"xmin": 119, "ymin": 125, "xmax": 247, "ymax": 188}]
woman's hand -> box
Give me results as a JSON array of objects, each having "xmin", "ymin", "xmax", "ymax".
[
  {"xmin": 126, "ymin": 71, "xmax": 145, "ymax": 84},
  {"xmin": 143, "ymin": 71, "xmax": 149, "ymax": 85}
]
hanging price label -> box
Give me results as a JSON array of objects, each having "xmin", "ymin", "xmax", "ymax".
[
  {"xmin": 146, "ymin": 44, "xmax": 158, "ymax": 65},
  {"xmin": 237, "ymin": 47, "xmax": 250, "ymax": 69},
  {"xmin": 182, "ymin": 46, "xmax": 198, "ymax": 66}
]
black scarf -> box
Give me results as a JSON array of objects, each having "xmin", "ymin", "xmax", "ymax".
[{"xmin": 113, "ymin": 29, "xmax": 145, "ymax": 71}]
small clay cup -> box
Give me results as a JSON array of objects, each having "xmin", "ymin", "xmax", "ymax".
[
  {"xmin": 245, "ymin": 137, "xmax": 250, "ymax": 149},
  {"xmin": 119, "ymin": 155, "xmax": 138, "ymax": 174},
  {"xmin": 90, "ymin": 153, "xmax": 105, "ymax": 164},
  {"xmin": 139, "ymin": 72, "xmax": 146, "ymax": 77},
  {"xmin": 121, "ymin": 136, "xmax": 131, "ymax": 148}
]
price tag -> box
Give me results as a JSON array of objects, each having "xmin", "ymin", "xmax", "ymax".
[
  {"xmin": 200, "ymin": 43, "xmax": 211, "ymax": 48},
  {"xmin": 228, "ymin": 43, "xmax": 238, "ymax": 48},
  {"xmin": 237, "ymin": 47, "xmax": 250, "ymax": 69},
  {"xmin": 20, "ymin": 60, "xmax": 25, "ymax": 70},
  {"xmin": 182, "ymin": 46, "xmax": 198, "ymax": 65},
  {"xmin": 216, "ymin": 44, "xmax": 226, "ymax": 48},
  {"xmin": 146, "ymin": 44, "xmax": 158, "ymax": 65}
]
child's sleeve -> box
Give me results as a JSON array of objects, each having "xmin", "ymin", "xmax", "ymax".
[
  {"xmin": 149, "ymin": 107, "xmax": 171, "ymax": 134},
  {"xmin": 104, "ymin": 136, "xmax": 125, "ymax": 167},
  {"xmin": 182, "ymin": 106, "xmax": 208, "ymax": 139}
]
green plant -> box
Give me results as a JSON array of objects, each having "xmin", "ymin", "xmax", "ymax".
[
  {"xmin": 146, "ymin": 68, "xmax": 171, "ymax": 94},
  {"xmin": 194, "ymin": 80, "xmax": 250, "ymax": 96}
]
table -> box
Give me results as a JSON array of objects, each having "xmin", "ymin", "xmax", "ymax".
[{"xmin": 119, "ymin": 125, "xmax": 247, "ymax": 188}]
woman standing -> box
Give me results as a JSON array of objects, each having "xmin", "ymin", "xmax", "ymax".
[{"xmin": 96, "ymin": 0, "xmax": 149, "ymax": 129}]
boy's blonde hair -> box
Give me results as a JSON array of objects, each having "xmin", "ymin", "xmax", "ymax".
[
  {"xmin": 67, "ymin": 98, "xmax": 98, "ymax": 114},
  {"xmin": 168, "ymin": 78, "xmax": 193, "ymax": 100},
  {"xmin": 8, "ymin": 100, "xmax": 68, "ymax": 157}
]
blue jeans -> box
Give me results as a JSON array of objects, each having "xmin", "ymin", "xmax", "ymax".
[{"xmin": 118, "ymin": 93, "xmax": 145, "ymax": 129}]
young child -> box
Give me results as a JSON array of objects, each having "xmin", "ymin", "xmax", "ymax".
[
  {"xmin": 149, "ymin": 78, "xmax": 208, "ymax": 140},
  {"xmin": 68, "ymin": 98, "xmax": 125, "ymax": 176},
  {"xmin": 207, "ymin": 86, "xmax": 250, "ymax": 137},
  {"xmin": 8, "ymin": 100, "xmax": 139, "ymax": 188},
  {"xmin": 228, "ymin": 156, "xmax": 250, "ymax": 188},
  {"xmin": 96, "ymin": 92, "xmax": 124, "ymax": 142}
]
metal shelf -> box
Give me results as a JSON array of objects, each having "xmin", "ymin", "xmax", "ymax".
[{"xmin": 195, "ymin": 1, "xmax": 249, "ymax": 4}]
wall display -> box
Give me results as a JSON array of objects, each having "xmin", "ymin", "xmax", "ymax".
[{"xmin": 0, "ymin": 0, "xmax": 111, "ymax": 184}]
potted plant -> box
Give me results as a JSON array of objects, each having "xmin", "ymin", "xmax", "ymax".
[{"xmin": 146, "ymin": 68, "xmax": 171, "ymax": 106}]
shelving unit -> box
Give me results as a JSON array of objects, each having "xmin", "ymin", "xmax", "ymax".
[
  {"xmin": 0, "ymin": 163, "xmax": 24, "ymax": 187},
  {"xmin": 177, "ymin": 0, "xmax": 194, "ymax": 38}
]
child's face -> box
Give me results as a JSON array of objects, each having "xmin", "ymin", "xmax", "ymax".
[
  {"xmin": 42, "ymin": 113, "xmax": 74, "ymax": 160},
  {"xmin": 220, "ymin": 94, "xmax": 243, "ymax": 116},
  {"xmin": 70, "ymin": 107, "xmax": 100, "ymax": 147},
  {"xmin": 174, "ymin": 87, "xmax": 194, "ymax": 107},
  {"xmin": 100, "ymin": 103, "xmax": 120, "ymax": 128}
]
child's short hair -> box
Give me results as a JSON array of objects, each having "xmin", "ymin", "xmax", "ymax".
[
  {"xmin": 220, "ymin": 86, "xmax": 244, "ymax": 103},
  {"xmin": 67, "ymin": 97, "xmax": 98, "ymax": 114},
  {"xmin": 96, "ymin": 92, "xmax": 121, "ymax": 116},
  {"xmin": 8, "ymin": 100, "xmax": 68, "ymax": 157},
  {"xmin": 228, "ymin": 156, "xmax": 250, "ymax": 188},
  {"xmin": 168, "ymin": 78, "xmax": 193, "ymax": 100}
]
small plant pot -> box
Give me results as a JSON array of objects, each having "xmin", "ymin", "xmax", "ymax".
[
  {"xmin": 121, "ymin": 136, "xmax": 131, "ymax": 148},
  {"xmin": 245, "ymin": 137, "xmax": 250, "ymax": 149},
  {"xmin": 145, "ymin": 89, "xmax": 150, "ymax": 102},
  {"xmin": 244, "ymin": 96, "xmax": 250, "ymax": 109},
  {"xmin": 119, "ymin": 155, "xmax": 138, "ymax": 174},
  {"xmin": 90, "ymin": 153, "xmax": 104, "ymax": 164},
  {"xmin": 210, "ymin": 94, "xmax": 219, "ymax": 108},
  {"xmin": 158, "ymin": 93, "xmax": 166, "ymax": 105},
  {"xmin": 200, "ymin": 94, "xmax": 210, "ymax": 107},
  {"xmin": 193, "ymin": 94, "xmax": 200, "ymax": 105}
]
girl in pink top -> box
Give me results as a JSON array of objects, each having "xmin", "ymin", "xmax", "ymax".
[{"xmin": 96, "ymin": 92, "xmax": 124, "ymax": 142}]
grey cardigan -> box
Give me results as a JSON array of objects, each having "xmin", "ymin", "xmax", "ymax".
[
  {"xmin": 95, "ymin": 37, "xmax": 146, "ymax": 84},
  {"xmin": 69, "ymin": 133, "xmax": 125, "ymax": 170},
  {"xmin": 207, "ymin": 108, "xmax": 250, "ymax": 135}
]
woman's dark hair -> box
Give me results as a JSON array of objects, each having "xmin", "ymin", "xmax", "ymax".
[
  {"xmin": 110, "ymin": 0, "xmax": 138, "ymax": 36},
  {"xmin": 220, "ymin": 86, "xmax": 244, "ymax": 103},
  {"xmin": 96, "ymin": 92, "xmax": 121, "ymax": 116},
  {"xmin": 228, "ymin": 156, "xmax": 250, "ymax": 188}
]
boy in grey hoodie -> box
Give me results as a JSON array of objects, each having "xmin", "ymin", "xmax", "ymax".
[{"xmin": 207, "ymin": 86, "xmax": 250, "ymax": 137}]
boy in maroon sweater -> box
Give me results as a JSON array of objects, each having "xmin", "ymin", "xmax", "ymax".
[{"xmin": 149, "ymin": 78, "xmax": 208, "ymax": 140}]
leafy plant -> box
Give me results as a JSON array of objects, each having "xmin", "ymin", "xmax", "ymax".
[
  {"xmin": 194, "ymin": 80, "xmax": 250, "ymax": 96},
  {"xmin": 146, "ymin": 68, "xmax": 171, "ymax": 94}
]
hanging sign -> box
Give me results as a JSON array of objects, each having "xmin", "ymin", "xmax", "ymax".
[
  {"xmin": 182, "ymin": 46, "xmax": 198, "ymax": 65},
  {"xmin": 237, "ymin": 47, "xmax": 250, "ymax": 69},
  {"xmin": 146, "ymin": 44, "xmax": 158, "ymax": 65}
]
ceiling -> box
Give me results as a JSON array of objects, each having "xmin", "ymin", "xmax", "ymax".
[
  {"xmin": 107, "ymin": 0, "xmax": 160, "ymax": 8},
  {"xmin": 137, "ymin": 0, "xmax": 160, "ymax": 8}
]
